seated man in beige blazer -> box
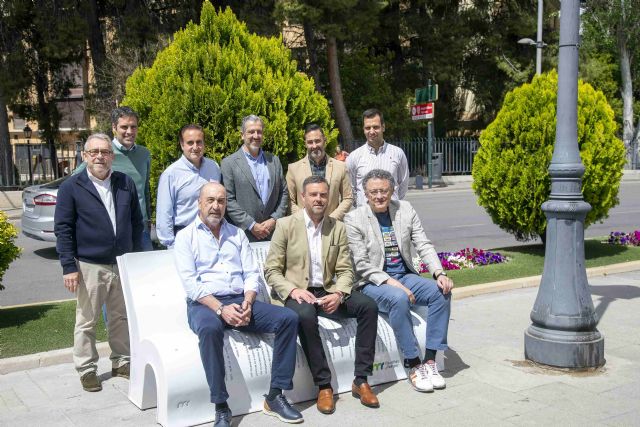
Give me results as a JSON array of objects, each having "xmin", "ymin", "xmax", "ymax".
[
  {"xmin": 286, "ymin": 124, "xmax": 353, "ymax": 220},
  {"xmin": 265, "ymin": 175, "xmax": 379, "ymax": 415}
]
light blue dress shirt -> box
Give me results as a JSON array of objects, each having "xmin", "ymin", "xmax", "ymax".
[
  {"xmin": 242, "ymin": 149, "xmax": 270, "ymax": 205},
  {"xmin": 173, "ymin": 216, "xmax": 262, "ymax": 301},
  {"xmin": 156, "ymin": 155, "xmax": 221, "ymax": 247}
]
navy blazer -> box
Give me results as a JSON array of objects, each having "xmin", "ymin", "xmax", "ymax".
[{"xmin": 55, "ymin": 169, "xmax": 144, "ymax": 274}]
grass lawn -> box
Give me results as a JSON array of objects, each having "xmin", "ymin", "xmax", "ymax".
[
  {"xmin": 446, "ymin": 239, "xmax": 640, "ymax": 286},
  {"xmin": 1, "ymin": 239, "xmax": 639, "ymax": 359}
]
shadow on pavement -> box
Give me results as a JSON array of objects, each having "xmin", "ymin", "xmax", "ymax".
[
  {"xmin": 442, "ymin": 348, "xmax": 469, "ymax": 377},
  {"xmin": 590, "ymin": 284, "xmax": 640, "ymax": 323},
  {"xmin": 34, "ymin": 246, "xmax": 59, "ymax": 260}
]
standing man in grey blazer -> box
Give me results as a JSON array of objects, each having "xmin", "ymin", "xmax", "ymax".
[
  {"xmin": 344, "ymin": 169, "xmax": 454, "ymax": 394},
  {"xmin": 221, "ymin": 115, "xmax": 288, "ymax": 242}
]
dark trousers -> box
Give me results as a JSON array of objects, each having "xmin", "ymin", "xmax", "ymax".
[
  {"xmin": 187, "ymin": 294, "xmax": 299, "ymax": 404},
  {"xmin": 285, "ymin": 288, "xmax": 378, "ymax": 386}
]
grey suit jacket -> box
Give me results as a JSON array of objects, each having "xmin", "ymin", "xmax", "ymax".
[
  {"xmin": 344, "ymin": 200, "xmax": 443, "ymax": 288},
  {"xmin": 220, "ymin": 147, "xmax": 289, "ymax": 241}
]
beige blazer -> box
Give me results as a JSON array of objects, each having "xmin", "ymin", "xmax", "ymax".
[
  {"xmin": 286, "ymin": 156, "xmax": 353, "ymax": 221},
  {"xmin": 344, "ymin": 200, "xmax": 443, "ymax": 288},
  {"xmin": 265, "ymin": 211, "xmax": 354, "ymax": 304}
]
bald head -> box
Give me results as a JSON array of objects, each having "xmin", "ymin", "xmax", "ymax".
[{"xmin": 198, "ymin": 182, "xmax": 227, "ymax": 231}]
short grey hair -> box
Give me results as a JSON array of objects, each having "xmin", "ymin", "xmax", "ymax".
[
  {"xmin": 362, "ymin": 169, "xmax": 395, "ymax": 191},
  {"xmin": 84, "ymin": 133, "xmax": 112, "ymax": 150},
  {"xmin": 241, "ymin": 115, "xmax": 264, "ymax": 133}
]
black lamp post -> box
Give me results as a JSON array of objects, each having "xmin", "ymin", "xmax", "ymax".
[{"xmin": 23, "ymin": 125, "xmax": 33, "ymax": 185}]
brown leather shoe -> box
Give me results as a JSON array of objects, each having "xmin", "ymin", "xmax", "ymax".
[
  {"xmin": 351, "ymin": 382, "xmax": 379, "ymax": 408},
  {"xmin": 316, "ymin": 388, "xmax": 335, "ymax": 414}
]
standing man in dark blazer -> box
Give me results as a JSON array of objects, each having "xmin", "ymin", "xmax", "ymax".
[
  {"xmin": 55, "ymin": 133, "xmax": 143, "ymax": 393},
  {"xmin": 220, "ymin": 115, "xmax": 288, "ymax": 242}
]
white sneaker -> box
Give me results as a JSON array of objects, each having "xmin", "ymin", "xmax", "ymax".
[
  {"xmin": 408, "ymin": 364, "xmax": 433, "ymax": 392},
  {"xmin": 424, "ymin": 361, "xmax": 446, "ymax": 389}
]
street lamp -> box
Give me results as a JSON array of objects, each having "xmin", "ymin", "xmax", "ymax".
[
  {"xmin": 518, "ymin": 0, "xmax": 545, "ymax": 75},
  {"xmin": 23, "ymin": 125, "xmax": 33, "ymax": 185},
  {"xmin": 523, "ymin": 0, "xmax": 604, "ymax": 368}
]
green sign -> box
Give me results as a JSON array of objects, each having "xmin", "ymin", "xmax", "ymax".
[{"xmin": 415, "ymin": 84, "xmax": 438, "ymax": 103}]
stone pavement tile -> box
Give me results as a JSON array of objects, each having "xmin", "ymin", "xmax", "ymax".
[
  {"xmin": 236, "ymin": 391, "xmax": 424, "ymax": 427},
  {"xmin": 436, "ymin": 381, "xmax": 547, "ymax": 421},
  {"xmin": 600, "ymin": 380, "xmax": 640, "ymax": 402},
  {"xmin": 0, "ymin": 371, "xmax": 31, "ymax": 392},
  {"xmin": 601, "ymin": 410, "xmax": 640, "ymax": 426},
  {"xmin": 63, "ymin": 401, "xmax": 157, "ymax": 427},
  {"xmin": 451, "ymin": 353, "xmax": 558, "ymax": 393},
  {"xmin": 1, "ymin": 409, "xmax": 75, "ymax": 426},
  {"xmin": 519, "ymin": 382, "xmax": 638, "ymax": 422},
  {"xmin": 466, "ymin": 344, "xmax": 527, "ymax": 366},
  {"xmin": 0, "ymin": 388, "xmax": 29, "ymax": 415},
  {"xmin": 419, "ymin": 402, "xmax": 518, "ymax": 426},
  {"xmin": 504, "ymin": 405, "xmax": 598, "ymax": 426},
  {"xmin": 555, "ymin": 354, "xmax": 637, "ymax": 394}
]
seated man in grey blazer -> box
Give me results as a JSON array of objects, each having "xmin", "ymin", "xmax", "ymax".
[
  {"xmin": 220, "ymin": 115, "xmax": 288, "ymax": 242},
  {"xmin": 344, "ymin": 169, "xmax": 454, "ymax": 393}
]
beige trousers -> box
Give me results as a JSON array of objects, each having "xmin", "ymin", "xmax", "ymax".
[{"xmin": 73, "ymin": 261, "xmax": 130, "ymax": 375}]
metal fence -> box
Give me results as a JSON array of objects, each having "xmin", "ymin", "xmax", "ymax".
[
  {"xmin": 7, "ymin": 143, "xmax": 81, "ymax": 188},
  {"xmin": 348, "ymin": 137, "xmax": 479, "ymax": 175}
]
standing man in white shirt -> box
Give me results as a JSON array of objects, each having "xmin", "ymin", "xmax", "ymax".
[
  {"xmin": 54, "ymin": 133, "xmax": 143, "ymax": 392},
  {"xmin": 156, "ymin": 124, "xmax": 221, "ymax": 248},
  {"xmin": 347, "ymin": 109, "xmax": 409, "ymax": 207}
]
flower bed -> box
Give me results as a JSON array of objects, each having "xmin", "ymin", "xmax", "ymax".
[
  {"xmin": 413, "ymin": 248, "xmax": 509, "ymax": 273},
  {"xmin": 606, "ymin": 230, "xmax": 640, "ymax": 246}
]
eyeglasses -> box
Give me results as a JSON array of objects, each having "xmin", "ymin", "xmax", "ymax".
[{"xmin": 85, "ymin": 149, "xmax": 113, "ymax": 157}]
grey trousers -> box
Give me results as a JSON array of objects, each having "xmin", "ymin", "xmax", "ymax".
[{"xmin": 73, "ymin": 261, "xmax": 130, "ymax": 375}]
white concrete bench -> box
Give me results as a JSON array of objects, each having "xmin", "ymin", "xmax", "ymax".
[{"xmin": 117, "ymin": 242, "xmax": 444, "ymax": 427}]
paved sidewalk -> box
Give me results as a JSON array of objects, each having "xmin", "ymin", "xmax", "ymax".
[{"xmin": 1, "ymin": 270, "xmax": 638, "ymax": 426}]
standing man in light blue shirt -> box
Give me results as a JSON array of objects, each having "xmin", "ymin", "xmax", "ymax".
[
  {"xmin": 156, "ymin": 124, "xmax": 222, "ymax": 247},
  {"xmin": 220, "ymin": 115, "xmax": 288, "ymax": 242},
  {"xmin": 173, "ymin": 182, "xmax": 303, "ymax": 426}
]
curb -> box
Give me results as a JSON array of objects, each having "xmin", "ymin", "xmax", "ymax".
[
  {"xmin": 1, "ymin": 261, "xmax": 640, "ymax": 375},
  {"xmin": 453, "ymin": 260, "xmax": 640, "ymax": 299},
  {"xmin": 0, "ymin": 342, "xmax": 111, "ymax": 375}
]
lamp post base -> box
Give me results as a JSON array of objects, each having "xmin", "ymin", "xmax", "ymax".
[{"xmin": 525, "ymin": 325, "xmax": 604, "ymax": 368}]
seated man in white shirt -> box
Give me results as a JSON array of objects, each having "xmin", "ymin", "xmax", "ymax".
[{"xmin": 173, "ymin": 182, "xmax": 303, "ymax": 427}]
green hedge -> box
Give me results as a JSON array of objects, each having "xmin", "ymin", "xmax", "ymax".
[
  {"xmin": 472, "ymin": 70, "xmax": 625, "ymax": 241},
  {"xmin": 0, "ymin": 212, "xmax": 20, "ymax": 290},
  {"xmin": 123, "ymin": 2, "xmax": 337, "ymax": 207}
]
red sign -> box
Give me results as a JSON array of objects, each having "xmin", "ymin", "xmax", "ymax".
[{"xmin": 411, "ymin": 102, "xmax": 434, "ymax": 120}]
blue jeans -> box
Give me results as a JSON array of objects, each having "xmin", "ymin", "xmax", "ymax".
[
  {"xmin": 361, "ymin": 273, "xmax": 451, "ymax": 359},
  {"xmin": 187, "ymin": 294, "xmax": 299, "ymax": 404}
]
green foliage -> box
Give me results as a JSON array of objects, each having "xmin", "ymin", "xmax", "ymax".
[
  {"xmin": 0, "ymin": 212, "xmax": 20, "ymax": 290},
  {"xmin": 472, "ymin": 70, "xmax": 625, "ymax": 242},
  {"xmin": 123, "ymin": 2, "xmax": 336, "ymax": 201}
]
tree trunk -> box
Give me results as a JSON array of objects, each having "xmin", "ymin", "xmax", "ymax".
[
  {"xmin": 34, "ymin": 57, "xmax": 59, "ymax": 180},
  {"xmin": 327, "ymin": 37, "xmax": 354, "ymax": 145},
  {"xmin": 303, "ymin": 21, "xmax": 322, "ymax": 93},
  {"xmin": 84, "ymin": 0, "xmax": 107, "ymax": 97},
  {"xmin": 618, "ymin": 10, "xmax": 634, "ymax": 166},
  {"xmin": 0, "ymin": 91, "xmax": 15, "ymax": 187}
]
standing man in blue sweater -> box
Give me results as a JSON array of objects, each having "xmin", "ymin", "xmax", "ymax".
[
  {"xmin": 75, "ymin": 107, "xmax": 153, "ymax": 250},
  {"xmin": 55, "ymin": 133, "xmax": 144, "ymax": 392}
]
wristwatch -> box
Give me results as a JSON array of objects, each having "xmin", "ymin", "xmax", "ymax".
[
  {"xmin": 216, "ymin": 304, "xmax": 224, "ymax": 316},
  {"xmin": 434, "ymin": 271, "xmax": 447, "ymax": 280}
]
